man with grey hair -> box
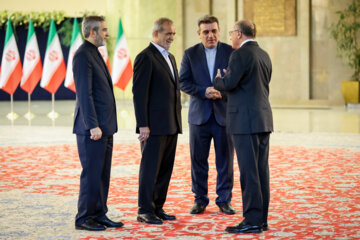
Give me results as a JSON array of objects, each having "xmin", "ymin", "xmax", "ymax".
[
  {"xmin": 133, "ymin": 17, "xmax": 182, "ymax": 225},
  {"xmin": 73, "ymin": 16, "xmax": 123, "ymax": 231},
  {"xmin": 214, "ymin": 19, "xmax": 273, "ymax": 234}
]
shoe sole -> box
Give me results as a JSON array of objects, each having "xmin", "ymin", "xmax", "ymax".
[
  {"xmin": 158, "ymin": 217, "xmax": 176, "ymax": 221},
  {"xmin": 226, "ymin": 228, "xmax": 262, "ymax": 234},
  {"xmin": 190, "ymin": 208, "xmax": 206, "ymax": 214},
  {"xmin": 75, "ymin": 226, "xmax": 106, "ymax": 231},
  {"xmin": 101, "ymin": 224, "xmax": 124, "ymax": 228},
  {"xmin": 220, "ymin": 209, "xmax": 236, "ymax": 215},
  {"xmin": 137, "ymin": 216, "xmax": 163, "ymax": 225},
  {"xmin": 190, "ymin": 211, "xmax": 205, "ymax": 214}
]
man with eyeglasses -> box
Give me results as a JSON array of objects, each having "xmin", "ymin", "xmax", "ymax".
[
  {"xmin": 214, "ymin": 19, "xmax": 273, "ymax": 234},
  {"xmin": 179, "ymin": 15, "xmax": 235, "ymax": 215}
]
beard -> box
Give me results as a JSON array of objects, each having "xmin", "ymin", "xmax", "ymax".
[{"xmin": 95, "ymin": 32, "xmax": 104, "ymax": 47}]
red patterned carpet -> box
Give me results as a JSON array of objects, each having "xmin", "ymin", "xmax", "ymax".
[{"xmin": 0, "ymin": 142, "xmax": 360, "ymax": 239}]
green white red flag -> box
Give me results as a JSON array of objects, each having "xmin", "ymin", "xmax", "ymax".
[
  {"xmin": 112, "ymin": 19, "xmax": 132, "ymax": 90},
  {"xmin": 20, "ymin": 18, "xmax": 43, "ymax": 94},
  {"xmin": 40, "ymin": 19, "xmax": 66, "ymax": 94},
  {"xmin": 64, "ymin": 18, "xmax": 82, "ymax": 92},
  {"xmin": 0, "ymin": 19, "xmax": 23, "ymax": 95},
  {"xmin": 98, "ymin": 45, "xmax": 111, "ymax": 74}
]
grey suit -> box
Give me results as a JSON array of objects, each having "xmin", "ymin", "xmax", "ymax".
[{"xmin": 213, "ymin": 41, "xmax": 273, "ymax": 226}]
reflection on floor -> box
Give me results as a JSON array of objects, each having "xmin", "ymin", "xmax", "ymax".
[
  {"xmin": 0, "ymin": 100, "xmax": 360, "ymax": 133},
  {"xmin": 1, "ymin": 100, "xmax": 360, "ymax": 239}
]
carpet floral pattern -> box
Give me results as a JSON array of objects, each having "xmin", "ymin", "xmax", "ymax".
[{"xmin": 0, "ymin": 143, "xmax": 360, "ymax": 239}]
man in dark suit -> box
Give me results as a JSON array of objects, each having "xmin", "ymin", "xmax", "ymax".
[
  {"xmin": 179, "ymin": 15, "xmax": 235, "ymax": 215},
  {"xmin": 73, "ymin": 16, "xmax": 123, "ymax": 231},
  {"xmin": 214, "ymin": 20, "xmax": 273, "ymax": 234},
  {"xmin": 132, "ymin": 17, "xmax": 182, "ymax": 225}
]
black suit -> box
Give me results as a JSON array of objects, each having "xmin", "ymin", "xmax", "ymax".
[
  {"xmin": 73, "ymin": 40, "xmax": 117, "ymax": 225},
  {"xmin": 214, "ymin": 41, "xmax": 273, "ymax": 225},
  {"xmin": 133, "ymin": 43, "xmax": 182, "ymax": 214}
]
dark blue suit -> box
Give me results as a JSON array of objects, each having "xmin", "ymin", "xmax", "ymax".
[
  {"xmin": 179, "ymin": 42, "xmax": 234, "ymax": 207},
  {"xmin": 73, "ymin": 40, "xmax": 117, "ymax": 225}
]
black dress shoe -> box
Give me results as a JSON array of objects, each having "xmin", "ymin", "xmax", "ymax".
[
  {"xmin": 137, "ymin": 213, "xmax": 163, "ymax": 224},
  {"xmin": 219, "ymin": 203, "xmax": 235, "ymax": 215},
  {"xmin": 262, "ymin": 222, "xmax": 268, "ymax": 231},
  {"xmin": 75, "ymin": 219, "xmax": 106, "ymax": 231},
  {"xmin": 95, "ymin": 215, "xmax": 124, "ymax": 228},
  {"xmin": 225, "ymin": 221, "xmax": 262, "ymax": 233},
  {"xmin": 155, "ymin": 209, "xmax": 176, "ymax": 220},
  {"xmin": 190, "ymin": 203, "xmax": 206, "ymax": 214}
]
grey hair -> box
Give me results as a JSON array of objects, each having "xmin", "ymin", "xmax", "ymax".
[
  {"xmin": 82, "ymin": 16, "xmax": 105, "ymax": 38},
  {"xmin": 152, "ymin": 17, "xmax": 173, "ymax": 35},
  {"xmin": 234, "ymin": 20, "xmax": 256, "ymax": 38}
]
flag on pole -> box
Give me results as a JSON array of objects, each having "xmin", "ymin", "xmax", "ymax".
[
  {"xmin": 112, "ymin": 18, "xmax": 132, "ymax": 90},
  {"xmin": 98, "ymin": 45, "xmax": 111, "ymax": 74},
  {"xmin": 40, "ymin": 19, "xmax": 66, "ymax": 94},
  {"xmin": 20, "ymin": 18, "xmax": 43, "ymax": 94},
  {"xmin": 0, "ymin": 19, "xmax": 23, "ymax": 95},
  {"xmin": 64, "ymin": 18, "xmax": 82, "ymax": 92}
]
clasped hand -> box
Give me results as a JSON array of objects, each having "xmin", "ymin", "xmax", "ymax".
[{"xmin": 205, "ymin": 87, "xmax": 222, "ymax": 100}]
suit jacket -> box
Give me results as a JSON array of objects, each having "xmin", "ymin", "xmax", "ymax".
[
  {"xmin": 179, "ymin": 42, "xmax": 233, "ymax": 126},
  {"xmin": 213, "ymin": 41, "xmax": 273, "ymax": 134},
  {"xmin": 72, "ymin": 40, "xmax": 117, "ymax": 136},
  {"xmin": 132, "ymin": 43, "xmax": 182, "ymax": 135}
]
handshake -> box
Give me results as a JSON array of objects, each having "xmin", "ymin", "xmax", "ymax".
[
  {"xmin": 205, "ymin": 86, "xmax": 222, "ymax": 100},
  {"xmin": 204, "ymin": 68, "xmax": 227, "ymax": 100}
]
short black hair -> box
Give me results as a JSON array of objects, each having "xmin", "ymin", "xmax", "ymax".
[{"xmin": 197, "ymin": 15, "xmax": 219, "ymax": 28}]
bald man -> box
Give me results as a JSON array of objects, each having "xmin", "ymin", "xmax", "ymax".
[{"xmin": 214, "ymin": 19, "xmax": 273, "ymax": 234}]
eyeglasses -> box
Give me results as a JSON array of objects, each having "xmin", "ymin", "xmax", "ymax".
[{"xmin": 228, "ymin": 29, "xmax": 240, "ymax": 36}]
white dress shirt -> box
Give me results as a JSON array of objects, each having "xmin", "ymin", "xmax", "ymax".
[
  {"xmin": 240, "ymin": 39, "xmax": 255, "ymax": 48},
  {"xmin": 151, "ymin": 42, "xmax": 175, "ymax": 79}
]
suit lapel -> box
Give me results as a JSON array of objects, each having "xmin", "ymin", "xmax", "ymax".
[
  {"xmin": 169, "ymin": 54, "xmax": 179, "ymax": 88},
  {"xmin": 149, "ymin": 44, "xmax": 175, "ymax": 83},
  {"xmin": 93, "ymin": 47, "xmax": 113, "ymax": 89}
]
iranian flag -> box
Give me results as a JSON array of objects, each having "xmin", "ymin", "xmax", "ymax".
[
  {"xmin": 98, "ymin": 45, "xmax": 111, "ymax": 74},
  {"xmin": 0, "ymin": 19, "xmax": 23, "ymax": 95},
  {"xmin": 112, "ymin": 19, "xmax": 132, "ymax": 90},
  {"xmin": 64, "ymin": 18, "xmax": 82, "ymax": 92},
  {"xmin": 40, "ymin": 19, "xmax": 66, "ymax": 94},
  {"xmin": 20, "ymin": 18, "xmax": 43, "ymax": 94}
]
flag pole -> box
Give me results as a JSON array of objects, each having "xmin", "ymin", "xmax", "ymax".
[
  {"xmin": 47, "ymin": 93, "xmax": 59, "ymax": 120},
  {"xmin": 24, "ymin": 93, "xmax": 35, "ymax": 121},
  {"xmin": 6, "ymin": 94, "xmax": 19, "ymax": 121}
]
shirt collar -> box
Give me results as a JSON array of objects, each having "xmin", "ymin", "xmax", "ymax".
[
  {"xmin": 204, "ymin": 45, "xmax": 217, "ymax": 53},
  {"xmin": 240, "ymin": 39, "xmax": 255, "ymax": 48},
  {"xmin": 151, "ymin": 41, "xmax": 169, "ymax": 57}
]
